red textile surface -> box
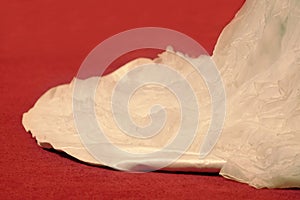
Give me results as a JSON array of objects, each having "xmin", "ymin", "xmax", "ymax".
[{"xmin": 1, "ymin": 0, "xmax": 300, "ymax": 199}]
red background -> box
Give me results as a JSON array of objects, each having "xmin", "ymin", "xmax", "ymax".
[{"xmin": 1, "ymin": 0, "xmax": 299, "ymax": 199}]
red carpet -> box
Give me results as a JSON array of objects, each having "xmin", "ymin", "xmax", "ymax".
[{"xmin": 1, "ymin": 0, "xmax": 299, "ymax": 199}]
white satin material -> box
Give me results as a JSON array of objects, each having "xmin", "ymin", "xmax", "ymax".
[
  {"xmin": 22, "ymin": 0, "xmax": 300, "ymax": 188},
  {"xmin": 213, "ymin": 0, "xmax": 300, "ymax": 188}
]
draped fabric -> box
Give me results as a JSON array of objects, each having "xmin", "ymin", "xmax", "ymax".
[{"xmin": 23, "ymin": 0, "xmax": 300, "ymax": 188}]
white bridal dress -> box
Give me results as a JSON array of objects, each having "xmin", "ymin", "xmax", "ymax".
[{"xmin": 22, "ymin": 0, "xmax": 300, "ymax": 188}]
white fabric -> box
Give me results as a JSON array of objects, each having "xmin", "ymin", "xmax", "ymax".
[
  {"xmin": 22, "ymin": 0, "xmax": 300, "ymax": 188},
  {"xmin": 213, "ymin": 0, "xmax": 300, "ymax": 188}
]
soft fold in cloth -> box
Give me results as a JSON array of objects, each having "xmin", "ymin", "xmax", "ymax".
[{"xmin": 22, "ymin": 0, "xmax": 300, "ymax": 188}]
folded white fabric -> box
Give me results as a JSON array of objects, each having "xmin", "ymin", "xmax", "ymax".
[
  {"xmin": 22, "ymin": 0, "xmax": 300, "ymax": 188},
  {"xmin": 213, "ymin": 0, "xmax": 300, "ymax": 188}
]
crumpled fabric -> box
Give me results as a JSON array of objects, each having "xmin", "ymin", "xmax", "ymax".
[
  {"xmin": 213, "ymin": 0, "xmax": 300, "ymax": 188},
  {"xmin": 22, "ymin": 0, "xmax": 300, "ymax": 188}
]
